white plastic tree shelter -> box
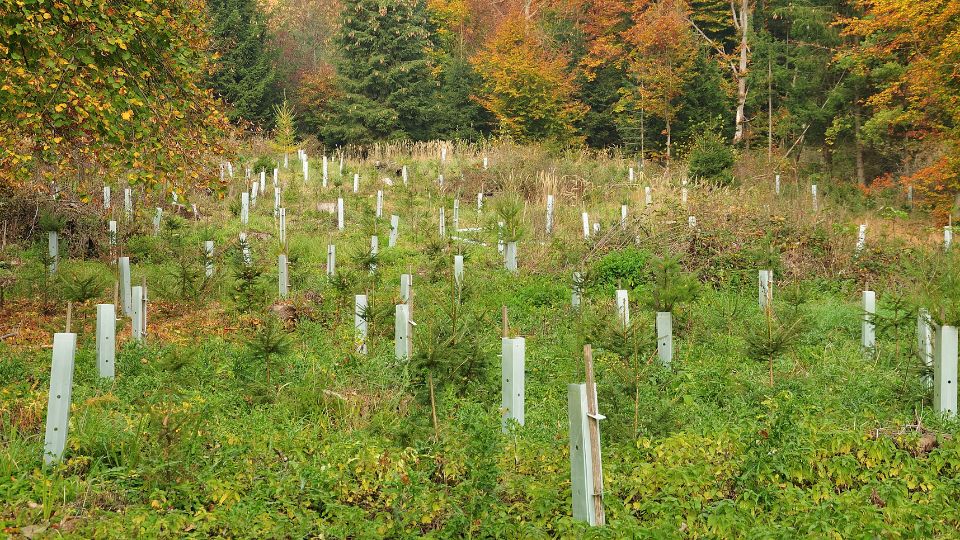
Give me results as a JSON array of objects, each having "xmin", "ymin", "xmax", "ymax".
[
  {"xmin": 644, "ymin": 186, "xmax": 652, "ymax": 206},
  {"xmin": 934, "ymin": 325, "xmax": 958, "ymax": 416},
  {"xmin": 389, "ymin": 215, "xmax": 400, "ymax": 247},
  {"xmin": 811, "ymin": 184, "xmax": 819, "ymax": 212},
  {"xmin": 279, "ymin": 208, "xmax": 287, "ymax": 247},
  {"xmin": 337, "ymin": 197, "xmax": 345, "ymax": 231},
  {"xmin": 322, "ymin": 155, "xmax": 329, "ymax": 188},
  {"xmin": 657, "ymin": 311, "xmax": 673, "ymax": 366},
  {"xmin": 353, "ymin": 173, "xmax": 359, "ymax": 193},
  {"xmin": 326, "ymin": 244, "xmax": 336, "ymax": 277},
  {"xmin": 376, "ymin": 190, "xmax": 383, "ymax": 218},
  {"xmin": 945, "ymin": 226, "xmax": 953, "ymax": 250},
  {"xmin": 239, "ymin": 232, "xmax": 252, "ymax": 266},
  {"xmin": 96, "ymin": 304, "xmax": 115, "ymax": 379},
  {"xmin": 400, "ymin": 274, "xmax": 413, "ymax": 305},
  {"xmin": 759, "ymin": 270, "xmax": 774, "ymax": 311},
  {"xmin": 103, "ymin": 185, "xmax": 111, "ymax": 209},
  {"xmin": 278, "ymin": 254, "xmax": 289, "ymax": 298},
  {"xmin": 582, "ymin": 212, "xmax": 590, "ymax": 239},
  {"xmin": 43, "ymin": 331, "xmax": 77, "ymax": 465},
  {"xmin": 497, "ymin": 221, "xmax": 505, "ymax": 253},
  {"xmin": 48, "ymin": 231, "xmax": 58, "ymax": 274},
  {"xmin": 862, "ymin": 291, "xmax": 876, "ymax": 350},
  {"xmin": 240, "ymin": 192, "xmax": 249, "ymax": 225},
  {"xmin": 355, "ymin": 294, "xmax": 368, "ymax": 354},
  {"xmin": 620, "ymin": 205, "xmax": 627, "ymax": 228},
  {"xmin": 918, "ymin": 309, "xmax": 934, "ymax": 386},
  {"xmin": 568, "ymin": 345, "xmax": 605, "ymax": 526},
  {"xmin": 439, "ymin": 207, "xmax": 446, "ymax": 238},
  {"xmin": 119, "ymin": 256, "xmax": 132, "ymax": 316},
  {"xmin": 124, "ymin": 188, "xmax": 132, "ymax": 219},
  {"xmin": 153, "ymin": 207, "xmax": 162, "ymax": 236},
  {"xmin": 505, "ymin": 242, "xmax": 518, "ymax": 273},
  {"xmin": 454, "ymin": 255, "xmax": 464, "ymax": 285},
  {"xmin": 395, "ymin": 304, "xmax": 411, "ymax": 360},
  {"xmin": 108, "ymin": 221, "xmax": 117, "ymax": 246},
  {"xmin": 616, "ymin": 289, "xmax": 630, "ymax": 328},
  {"xmin": 572, "ymin": 272, "xmax": 582, "ymax": 308},
  {"xmin": 501, "ymin": 336, "xmax": 525, "ymax": 431},
  {"xmin": 131, "ymin": 285, "xmax": 146, "ymax": 342},
  {"xmin": 452, "ymin": 199, "xmax": 460, "ymax": 231},
  {"xmin": 546, "ymin": 195, "xmax": 555, "ymax": 234},
  {"xmin": 204, "ymin": 241, "xmax": 214, "ymax": 277}
]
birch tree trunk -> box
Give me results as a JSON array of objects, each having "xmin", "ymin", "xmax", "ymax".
[{"xmin": 733, "ymin": 0, "xmax": 750, "ymax": 144}]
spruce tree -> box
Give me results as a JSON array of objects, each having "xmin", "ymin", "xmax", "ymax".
[
  {"xmin": 207, "ymin": 0, "xmax": 281, "ymax": 128},
  {"xmin": 323, "ymin": 0, "xmax": 438, "ymax": 145}
]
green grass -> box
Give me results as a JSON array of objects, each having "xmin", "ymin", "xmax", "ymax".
[{"xmin": 1, "ymin": 151, "xmax": 959, "ymax": 538}]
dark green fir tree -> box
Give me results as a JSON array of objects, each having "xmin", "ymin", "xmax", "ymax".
[
  {"xmin": 322, "ymin": 0, "xmax": 439, "ymax": 145},
  {"xmin": 206, "ymin": 0, "xmax": 281, "ymax": 128}
]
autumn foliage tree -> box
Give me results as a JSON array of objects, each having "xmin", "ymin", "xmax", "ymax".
[
  {"xmin": 841, "ymin": 0, "xmax": 960, "ymax": 220},
  {"xmin": 473, "ymin": 14, "xmax": 587, "ymax": 145},
  {"xmin": 620, "ymin": 0, "xmax": 698, "ymax": 161},
  {"xmin": 0, "ymin": 0, "xmax": 230, "ymax": 194}
]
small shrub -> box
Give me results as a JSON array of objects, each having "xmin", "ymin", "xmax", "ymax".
[
  {"xmin": 688, "ymin": 131, "xmax": 734, "ymax": 186},
  {"xmin": 588, "ymin": 247, "xmax": 651, "ymax": 295}
]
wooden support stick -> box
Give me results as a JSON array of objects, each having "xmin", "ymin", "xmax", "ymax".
[
  {"xmin": 583, "ymin": 344, "xmax": 605, "ymax": 526},
  {"xmin": 502, "ymin": 306, "xmax": 509, "ymax": 338},
  {"xmin": 65, "ymin": 302, "xmax": 72, "ymax": 333}
]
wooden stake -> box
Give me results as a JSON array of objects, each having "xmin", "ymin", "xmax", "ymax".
[
  {"xmin": 65, "ymin": 302, "xmax": 72, "ymax": 333},
  {"xmin": 583, "ymin": 344, "xmax": 605, "ymax": 526},
  {"xmin": 502, "ymin": 306, "xmax": 509, "ymax": 338}
]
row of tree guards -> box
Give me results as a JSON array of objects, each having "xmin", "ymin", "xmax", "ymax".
[{"xmin": 37, "ymin": 150, "xmax": 957, "ymax": 527}]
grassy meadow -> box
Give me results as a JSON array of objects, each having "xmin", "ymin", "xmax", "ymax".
[{"xmin": 1, "ymin": 143, "xmax": 959, "ymax": 538}]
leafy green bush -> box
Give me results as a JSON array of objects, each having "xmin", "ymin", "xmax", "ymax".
[
  {"xmin": 587, "ymin": 247, "xmax": 651, "ymax": 295},
  {"xmin": 688, "ymin": 131, "xmax": 735, "ymax": 186}
]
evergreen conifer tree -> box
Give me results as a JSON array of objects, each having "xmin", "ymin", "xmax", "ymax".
[
  {"xmin": 207, "ymin": 0, "xmax": 281, "ymax": 128},
  {"xmin": 322, "ymin": 0, "xmax": 439, "ymax": 145}
]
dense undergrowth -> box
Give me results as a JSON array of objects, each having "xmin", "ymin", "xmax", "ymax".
[{"xmin": 1, "ymin": 147, "xmax": 959, "ymax": 538}]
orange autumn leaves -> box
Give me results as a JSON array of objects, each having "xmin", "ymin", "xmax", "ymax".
[
  {"xmin": 0, "ymin": 0, "xmax": 231, "ymax": 194},
  {"xmin": 472, "ymin": 14, "xmax": 586, "ymax": 145},
  {"xmin": 840, "ymin": 0, "xmax": 960, "ymax": 221},
  {"xmin": 471, "ymin": 0, "xmax": 697, "ymax": 149}
]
